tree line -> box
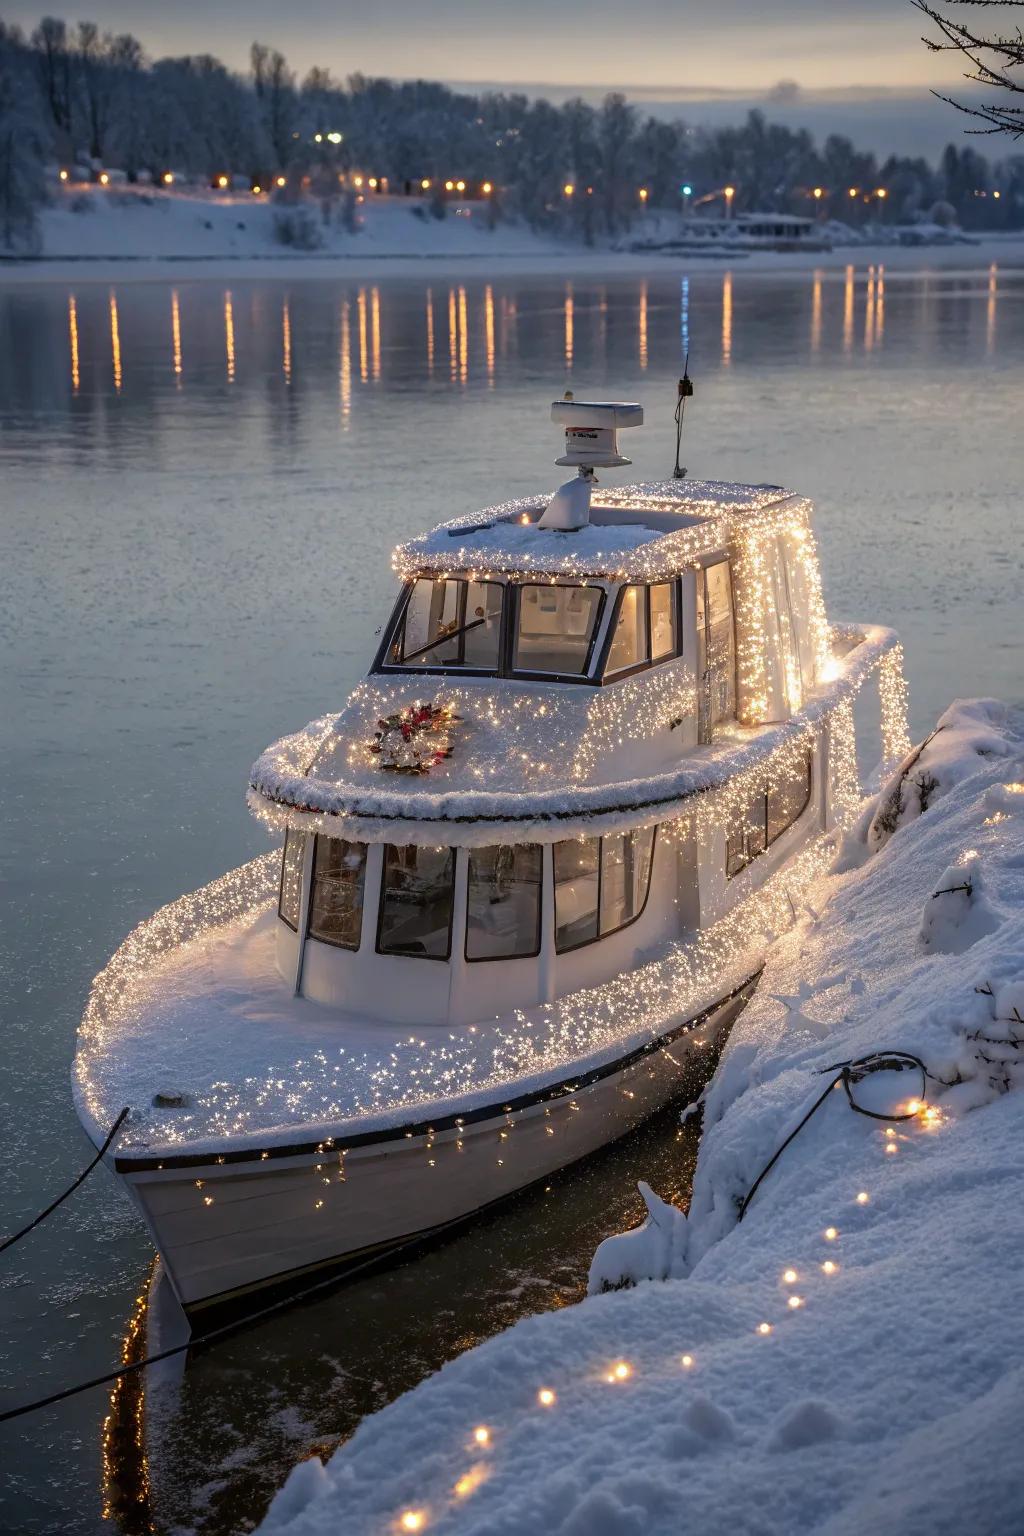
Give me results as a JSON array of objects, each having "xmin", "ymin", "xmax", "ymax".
[{"xmin": 1, "ymin": 13, "xmax": 1022, "ymax": 252}]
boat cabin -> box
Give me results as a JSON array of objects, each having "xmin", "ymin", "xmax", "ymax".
[{"xmin": 263, "ymin": 474, "xmax": 831, "ymax": 1032}]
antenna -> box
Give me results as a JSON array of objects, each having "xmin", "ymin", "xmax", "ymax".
[
  {"xmin": 672, "ymin": 356, "xmax": 694, "ymax": 480},
  {"xmin": 539, "ymin": 396, "xmax": 643, "ymax": 530}
]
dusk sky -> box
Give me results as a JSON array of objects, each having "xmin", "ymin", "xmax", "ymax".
[{"xmin": 3, "ymin": 0, "xmax": 972, "ymax": 154}]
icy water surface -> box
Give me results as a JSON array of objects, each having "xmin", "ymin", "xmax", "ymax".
[{"xmin": 0, "ymin": 262, "xmax": 1021, "ymax": 1533}]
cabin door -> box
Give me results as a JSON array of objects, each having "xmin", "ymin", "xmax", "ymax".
[{"xmin": 697, "ymin": 559, "xmax": 736, "ymax": 743}]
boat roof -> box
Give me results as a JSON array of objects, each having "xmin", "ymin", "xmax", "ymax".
[{"xmin": 393, "ymin": 480, "xmax": 806, "ymax": 582}]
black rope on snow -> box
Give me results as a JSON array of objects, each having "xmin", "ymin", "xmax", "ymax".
[
  {"xmin": 736, "ymin": 1051, "xmax": 928, "ymax": 1222},
  {"xmin": 0, "ymin": 1224, "xmax": 435, "ymax": 1424},
  {"xmin": 0, "ymin": 1107, "xmax": 132, "ymax": 1256}
]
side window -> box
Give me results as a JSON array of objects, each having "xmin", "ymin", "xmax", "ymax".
[
  {"xmin": 308, "ymin": 836, "xmax": 366, "ymax": 950},
  {"xmin": 605, "ymin": 584, "xmax": 648, "ymax": 675},
  {"xmin": 514, "ymin": 584, "xmax": 603, "ymax": 676},
  {"xmin": 554, "ymin": 827, "xmax": 657, "ymax": 953},
  {"xmin": 768, "ymin": 751, "xmax": 813, "ymax": 845},
  {"xmin": 649, "ymin": 582, "xmax": 677, "ymax": 661},
  {"xmin": 603, "ymin": 582, "xmax": 679, "ymax": 679},
  {"xmin": 378, "ymin": 845, "xmax": 455, "ymax": 959},
  {"xmin": 466, "ymin": 844, "xmax": 542, "ymax": 961},
  {"xmin": 727, "ymin": 751, "xmax": 813, "ymax": 878},
  {"xmin": 278, "ymin": 827, "xmax": 308, "ymax": 931}
]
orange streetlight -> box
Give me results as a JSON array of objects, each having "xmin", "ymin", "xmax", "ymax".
[
  {"xmin": 421, "ymin": 178, "xmax": 431, "ymax": 190},
  {"xmin": 876, "ymin": 187, "xmax": 887, "ymax": 199},
  {"xmin": 563, "ymin": 182, "xmax": 575, "ymax": 197},
  {"xmin": 252, "ymin": 183, "xmax": 262, "ymax": 194},
  {"xmin": 275, "ymin": 175, "xmax": 286, "ymax": 188},
  {"xmin": 482, "ymin": 181, "xmax": 493, "ymax": 194},
  {"xmin": 217, "ymin": 174, "xmax": 229, "ymax": 189},
  {"xmin": 99, "ymin": 171, "xmax": 109, "ymax": 185},
  {"xmin": 353, "ymin": 175, "xmax": 364, "ymax": 188},
  {"xmin": 812, "ymin": 186, "xmax": 823, "ymax": 200},
  {"xmin": 59, "ymin": 168, "xmax": 69, "ymax": 182},
  {"xmin": 444, "ymin": 179, "xmax": 454, "ymax": 191},
  {"xmin": 638, "ymin": 186, "xmax": 649, "ymax": 202},
  {"xmin": 724, "ymin": 183, "xmax": 735, "ymax": 217},
  {"xmin": 162, "ymin": 171, "xmax": 174, "ymax": 185},
  {"xmin": 848, "ymin": 186, "xmax": 858, "ymax": 197},
  {"xmin": 368, "ymin": 177, "xmax": 378, "ymax": 189},
  {"xmin": 456, "ymin": 179, "xmax": 466, "ymax": 191}
]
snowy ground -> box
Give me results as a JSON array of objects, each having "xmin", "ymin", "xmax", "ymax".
[
  {"xmin": 2, "ymin": 186, "xmax": 1022, "ymax": 284},
  {"xmin": 257, "ymin": 699, "xmax": 1024, "ymax": 1536}
]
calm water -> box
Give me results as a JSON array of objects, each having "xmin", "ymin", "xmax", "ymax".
[{"xmin": 0, "ymin": 262, "xmax": 1021, "ymax": 1534}]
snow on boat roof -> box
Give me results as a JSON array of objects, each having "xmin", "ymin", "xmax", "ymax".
[{"xmin": 393, "ymin": 480, "xmax": 804, "ymax": 581}]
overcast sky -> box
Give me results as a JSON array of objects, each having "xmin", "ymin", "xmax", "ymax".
[{"xmin": 5, "ymin": 0, "xmax": 971, "ymax": 157}]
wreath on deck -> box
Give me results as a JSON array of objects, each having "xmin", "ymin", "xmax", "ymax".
[{"xmin": 369, "ymin": 701, "xmax": 459, "ymax": 774}]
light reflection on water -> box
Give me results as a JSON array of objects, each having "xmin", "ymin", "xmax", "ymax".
[{"xmin": 0, "ymin": 263, "xmax": 1021, "ymax": 1534}]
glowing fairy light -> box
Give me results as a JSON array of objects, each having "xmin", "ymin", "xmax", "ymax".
[
  {"xmin": 822, "ymin": 1260, "xmax": 837, "ymax": 1274},
  {"xmin": 782, "ymin": 1268, "xmax": 798, "ymax": 1284},
  {"xmin": 824, "ymin": 1226, "xmax": 838, "ymax": 1240},
  {"xmin": 757, "ymin": 1322, "xmax": 772, "ymax": 1335},
  {"xmin": 856, "ymin": 1191, "xmax": 869, "ymax": 1205},
  {"xmin": 538, "ymin": 1388, "xmax": 556, "ymax": 1406},
  {"xmin": 400, "ymin": 1510, "xmax": 426, "ymax": 1531},
  {"xmin": 472, "ymin": 1425, "xmax": 490, "ymax": 1446},
  {"xmin": 607, "ymin": 1361, "xmax": 632, "ymax": 1382},
  {"xmin": 787, "ymin": 1294, "xmax": 803, "ymax": 1309},
  {"xmin": 680, "ymin": 1354, "xmax": 694, "ymax": 1368}
]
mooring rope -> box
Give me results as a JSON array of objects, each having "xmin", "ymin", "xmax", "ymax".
[{"xmin": 0, "ymin": 1106, "xmax": 131, "ymax": 1256}]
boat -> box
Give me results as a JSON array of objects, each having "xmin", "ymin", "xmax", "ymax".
[
  {"xmin": 73, "ymin": 395, "xmax": 910, "ymax": 1326},
  {"xmin": 626, "ymin": 211, "xmax": 833, "ymax": 257}
]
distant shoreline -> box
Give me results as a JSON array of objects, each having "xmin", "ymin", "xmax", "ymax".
[{"xmin": 2, "ymin": 236, "xmax": 1023, "ymax": 287}]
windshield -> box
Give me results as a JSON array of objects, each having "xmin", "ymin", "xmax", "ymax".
[
  {"xmin": 387, "ymin": 577, "xmax": 504, "ymax": 670},
  {"xmin": 513, "ymin": 583, "xmax": 603, "ymax": 677}
]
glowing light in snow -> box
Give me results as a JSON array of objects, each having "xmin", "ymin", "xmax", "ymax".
[
  {"xmin": 788, "ymin": 1295, "xmax": 803, "ymax": 1309},
  {"xmin": 782, "ymin": 1268, "xmax": 798, "ymax": 1284},
  {"xmin": 537, "ymin": 1388, "xmax": 556, "ymax": 1406},
  {"xmin": 400, "ymin": 1511, "xmax": 425, "ymax": 1531},
  {"xmin": 473, "ymin": 1426, "xmax": 490, "ymax": 1446},
  {"xmin": 856, "ymin": 1192, "xmax": 869, "ymax": 1205},
  {"xmin": 824, "ymin": 1226, "xmax": 838, "ymax": 1240},
  {"xmin": 607, "ymin": 1361, "xmax": 631, "ymax": 1382},
  {"xmin": 822, "ymin": 1261, "xmax": 837, "ymax": 1274},
  {"xmin": 681, "ymin": 1354, "xmax": 694, "ymax": 1368},
  {"xmin": 757, "ymin": 1322, "xmax": 772, "ymax": 1335}
]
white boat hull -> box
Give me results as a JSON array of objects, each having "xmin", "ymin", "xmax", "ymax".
[{"xmin": 115, "ymin": 979, "xmax": 757, "ymax": 1317}]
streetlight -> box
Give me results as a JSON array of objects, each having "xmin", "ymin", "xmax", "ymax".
[
  {"xmin": 638, "ymin": 186, "xmax": 649, "ymax": 203},
  {"xmin": 59, "ymin": 168, "xmax": 69, "ymax": 182},
  {"xmin": 368, "ymin": 177, "xmax": 378, "ymax": 189},
  {"xmin": 456, "ymin": 179, "xmax": 466, "ymax": 191},
  {"xmin": 217, "ymin": 174, "xmax": 228, "ymax": 189},
  {"xmin": 680, "ymin": 182, "xmax": 692, "ymax": 215},
  {"xmin": 420, "ymin": 178, "xmax": 431, "ymax": 190},
  {"xmin": 724, "ymin": 184, "xmax": 735, "ymax": 217},
  {"xmin": 563, "ymin": 182, "xmax": 575, "ymax": 197},
  {"xmin": 848, "ymin": 187, "xmax": 858, "ymax": 198},
  {"xmin": 482, "ymin": 181, "xmax": 493, "ymax": 195},
  {"xmin": 812, "ymin": 186, "xmax": 823, "ymax": 200},
  {"xmin": 275, "ymin": 175, "xmax": 286, "ymax": 188},
  {"xmin": 444, "ymin": 179, "xmax": 454, "ymax": 191}
]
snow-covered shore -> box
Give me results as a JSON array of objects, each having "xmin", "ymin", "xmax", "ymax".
[
  {"xmin": 257, "ymin": 699, "xmax": 1024, "ymax": 1536},
  {"xmin": 2, "ymin": 187, "xmax": 1022, "ymax": 284}
]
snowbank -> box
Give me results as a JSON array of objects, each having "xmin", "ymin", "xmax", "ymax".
[{"xmin": 256, "ymin": 699, "xmax": 1024, "ymax": 1535}]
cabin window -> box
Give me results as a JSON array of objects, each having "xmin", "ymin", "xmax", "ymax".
[
  {"xmin": 388, "ymin": 577, "xmax": 503, "ymax": 671},
  {"xmin": 278, "ymin": 827, "xmax": 308, "ymax": 931},
  {"xmin": 554, "ymin": 826, "xmax": 657, "ymax": 952},
  {"xmin": 650, "ymin": 583, "xmax": 677, "ymax": 661},
  {"xmin": 603, "ymin": 582, "xmax": 679, "ymax": 679},
  {"xmin": 513, "ymin": 583, "xmax": 603, "ymax": 677},
  {"xmin": 605, "ymin": 584, "xmax": 648, "ymax": 675},
  {"xmin": 308, "ymin": 836, "xmax": 367, "ymax": 950},
  {"xmin": 377, "ymin": 844, "xmax": 455, "ymax": 959},
  {"xmin": 465, "ymin": 844, "xmax": 542, "ymax": 961},
  {"xmin": 727, "ymin": 751, "xmax": 813, "ymax": 878},
  {"xmin": 768, "ymin": 751, "xmax": 814, "ymax": 846}
]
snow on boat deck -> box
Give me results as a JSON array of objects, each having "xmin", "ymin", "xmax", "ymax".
[{"xmin": 255, "ymin": 700, "xmax": 1024, "ymax": 1536}]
